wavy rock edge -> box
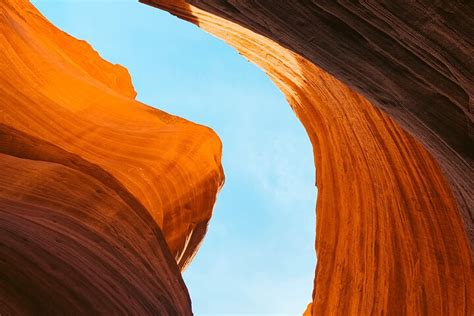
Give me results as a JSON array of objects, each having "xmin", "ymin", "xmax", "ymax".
[{"xmin": 0, "ymin": 1, "xmax": 224, "ymax": 314}]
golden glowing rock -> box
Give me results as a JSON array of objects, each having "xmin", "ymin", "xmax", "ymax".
[
  {"xmin": 1, "ymin": 0, "xmax": 472, "ymax": 313},
  {"xmin": 181, "ymin": 0, "xmax": 474, "ymax": 241},
  {"xmin": 0, "ymin": 0, "xmax": 223, "ymax": 313},
  {"xmin": 143, "ymin": 1, "xmax": 473, "ymax": 314}
]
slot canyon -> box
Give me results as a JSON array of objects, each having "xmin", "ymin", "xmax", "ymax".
[{"xmin": 0, "ymin": 0, "xmax": 472, "ymax": 315}]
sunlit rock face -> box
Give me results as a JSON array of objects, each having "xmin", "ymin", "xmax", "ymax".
[
  {"xmin": 0, "ymin": 0, "xmax": 223, "ymax": 314},
  {"xmin": 142, "ymin": 1, "xmax": 473, "ymax": 315},
  {"xmin": 181, "ymin": 0, "xmax": 474, "ymax": 244},
  {"xmin": 1, "ymin": 0, "xmax": 472, "ymax": 314}
]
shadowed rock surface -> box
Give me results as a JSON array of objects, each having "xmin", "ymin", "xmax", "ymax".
[
  {"xmin": 0, "ymin": 0, "xmax": 223, "ymax": 314},
  {"xmin": 142, "ymin": 1, "xmax": 473, "ymax": 315}
]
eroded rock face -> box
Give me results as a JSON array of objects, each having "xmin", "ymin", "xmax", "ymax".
[
  {"xmin": 180, "ymin": 0, "xmax": 474, "ymax": 242},
  {"xmin": 142, "ymin": 1, "xmax": 473, "ymax": 315},
  {"xmin": 0, "ymin": 0, "xmax": 223, "ymax": 314},
  {"xmin": 2, "ymin": 0, "xmax": 472, "ymax": 314}
]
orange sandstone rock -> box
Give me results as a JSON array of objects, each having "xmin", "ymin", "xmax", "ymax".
[
  {"xmin": 1, "ymin": 0, "xmax": 472, "ymax": 314},
  {"xmin": 142, "ymin": 1, "xmax": 473, "ymax": 315},
  {"xmin": 0, "ymin": 0, "xmax": 223, "ymax": 314},
  {"xmin": 182, "ymin": 0, "xmax": 474, "ymax": 243}
]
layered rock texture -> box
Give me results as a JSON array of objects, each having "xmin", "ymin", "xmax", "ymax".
[
  {"xmin": 181, "ymin": 0, "xmax": 474, "ymax": 242},
  {"xmin": 142, "ymin": 1, "xmax": 474, "ymax": 315},
  {"xmin": 1, "ymin": 0, "xmax": 473, "ymax": 315},
  {"xmin": 0, "ymin": 0, "xmax": 223, "ymax": 314}
]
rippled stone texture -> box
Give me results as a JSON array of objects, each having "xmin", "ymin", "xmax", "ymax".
[
  {"xmin": 0, "ymin": 0, "xmax": 223, "ymax": 314},
  {"xmin": 143, "ymin": 1, "xmax": 473, "ymax": 315},
  {"xmin": 181, "ymin": 0, "xmax": 474, "ymax": 243}
]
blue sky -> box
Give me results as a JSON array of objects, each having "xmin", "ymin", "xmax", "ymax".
[{"xmin": 32, "ymin": 1, "xmax": 317, "ymax": 314}]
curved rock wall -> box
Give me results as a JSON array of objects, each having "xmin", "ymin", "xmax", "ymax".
[
  {"xmin": 142, "ymin": 1, "xmax": 473, "ymax": 314},
  {"xmin": 1, "ymin": 0, "xmax": 472, "ymax": 314},
  {"xmin": 0, "ymin": 0, "xmax": 224, "ymax": 314},
  {"xmin": 181, "ymin": 0, "xmax": 474, "ymax": 242},
  {"xmin": 0, "ymin": 144, "xmax": 190, "ymax": 314}
]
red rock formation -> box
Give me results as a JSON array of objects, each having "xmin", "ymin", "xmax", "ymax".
[
  {"xmin": 180, "ymin": 0, "xmax": 474, "ymax": 243},
  {"xmin": 2, "ymin": 0, "xmax": 472, "ymax": 314},
  {"xmin": 142, "ymin": 1, "xmax": 473, "ymax": 314},
  {"xmin": 0, "ymin": 139, "xmax": 191, "ymax": 314},
  {"xmin": 0, "ymin": 0, "xmax": 223, "ymax": 314}
]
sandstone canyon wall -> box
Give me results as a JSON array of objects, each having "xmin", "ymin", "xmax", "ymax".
[
  {"xmin": 142, "ymin": 1, "xmax": 473, "ymax": 315},
  {"xmin": 1, "ymin": 0, "xmax": 473, "ymax": 315},
  {"xmin": 0, "ymin": 0, "xmax": 224, "ymax": 314},
  {"xmin": 182, "ymin": 0, "xmax": 474, "ymax": 243}
]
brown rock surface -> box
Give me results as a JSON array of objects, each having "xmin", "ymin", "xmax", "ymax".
[
  {"xmin": 0, "ymin": 0, "xmax": 223, "ymax": 314},
  {"xmin": 143, "ymin": 1, "xmax": 473, "ymax": 314},
  {"xmin": 1, "ymin": 0, "xmax": 472, "ymax": 314},
  {"xmin": 0, "ymin": 143, "xmax": 190, "ymax": 314},
  {"xmin": 180, "ymin": 0, "xmax": 474, "ymax": 242}
]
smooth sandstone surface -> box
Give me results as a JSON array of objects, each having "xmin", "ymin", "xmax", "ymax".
[
  {"xmin": 182, "ymin": 0, "xmax": 474, "ymax": 243},
  {"xmin": 0, "ymin": 0, "xmax": 223, "ymax": 314},
  {"xmin": 143, "ymin": 1, "xmax": 473, "ymax": 315},
  {"xmin": 0, "ymin": 149, "xmax": 190, "ymax": 314},
  {"xmin": 1, "ymin": 0, "xmax": 472, "ymax": 314}
]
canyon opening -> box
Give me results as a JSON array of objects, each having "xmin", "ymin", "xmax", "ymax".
[
  {"xmin": 1, "ymin": 0, "xmax": 472, "ymax": 315},
  {"xmin": 30, "ymin": 1, "xmax": 317, "ymax": 314}
]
